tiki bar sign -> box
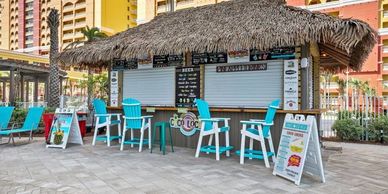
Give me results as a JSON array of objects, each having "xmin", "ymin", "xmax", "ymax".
[{"xmin": 216, "ymin": 63, "xmax": 267, "ymax": 73}]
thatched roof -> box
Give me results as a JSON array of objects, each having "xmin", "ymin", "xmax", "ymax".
[{"xmin": 58, "ymin": 0, "xmax": 376, "ymax": 70}]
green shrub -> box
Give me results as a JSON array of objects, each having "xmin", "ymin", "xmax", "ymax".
[
  {"xmin": 11, "ymin": 108, "xmax": 28, "ymax": 125},
  {"xmin": 332, "ymin": 119, "xmax": 363, "ymax": 141},
  {"xmin": 45, "ymin": 107, "xmax": 57, "ymax": 113},
  {"xmin": 369, "ymin": 116, "xmax": 388, "ymax": 142}
]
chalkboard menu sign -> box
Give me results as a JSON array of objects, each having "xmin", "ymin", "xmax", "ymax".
[
  {"xmin": 250, "ymin": 47, "xmax": 295, "ymax": 61},
  {"xmin": 168, "ymin": 54, "xmax": 184, "ymax": 66},
  {"xmin": 175, "ymin": 67, "xmax": 201, "ymax": 107},
  {"xmin": 192, "ymin": 52, "xmax": 227, "ymax": 65},
  {"xmin": 153, "ymin": 55, "xmax": 169, "ymax": 68},
  {"xmin": 112, "ymin": 58, "xmax": 138, "ymax": 70}
]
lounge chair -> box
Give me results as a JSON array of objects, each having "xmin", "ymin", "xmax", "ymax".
[
  {"xmin": 0, "ymin": 106, "xmax": 15, "ymax": 144},
  {"xmin": 0, "ymin": 107, "xmax": 44, "ymax": 145}
]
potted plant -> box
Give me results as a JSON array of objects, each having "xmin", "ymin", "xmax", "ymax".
[{"xmin": 43, "ymin": 107, "xmax": 56, "ymax": 141}]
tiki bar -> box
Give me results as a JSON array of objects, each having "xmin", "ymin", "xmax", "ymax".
[{"xmin": 58, "ymin": 0, "xmax": 375, "ymax": 168}]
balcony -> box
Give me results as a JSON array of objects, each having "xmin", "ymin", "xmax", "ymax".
[
  {"xmin": 63, "ymin": 23, "xmax": 74, "ymax": 30},
  {"xmin": 157, "ymin": 5, "xmax": 167, "ymax": 13},
  {"xmin": 74, "ymin": 32, "xmax": 84, "ymax": 38},
  {"xmin": 75, "ymin": 2, "xmax": 86, "ymax": 9},
  {"xmin": 384, "ymin": 11, "xmax": 388, "ymax": 18},
  {"xmin": 320, "ymin": 82, "xmax": 339, "ymax": 90},
  {"xmin": 63, "ymin": 5, "xmax": 73, "ymax": 12},
  {"xmin": 74, "ymin": 21, "xmax": 86, "ymax": 27},
  {"xmin": 383, "ymin": 81, "xmax": 388, "ymax": 89},
  {"xmin": 384, "ymin": 63, "xmax": 388, "ymax": 71},
  {"xmin": 384, "ymin": 46, "xmax": 388, "ymax": 53},
  {"xmin": 63, "ymin": 33, "xmax": 73, "ymax": 39},
  {"xmin": 74, "ymin": 12, "xmax": 86, "ymax": 19},
  {"xmin": 63, "ymin": 14, "xmax": 74, "ymax": 21}
]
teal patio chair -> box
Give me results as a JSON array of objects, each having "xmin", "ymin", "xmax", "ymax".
[
  {"xmin": 195, "ymin": 99, "xmax": 233, "ymax": 161},
  {"xmin": 236, "ymin": 99, "xmax": 280, "ymax": 168},
  {"xmin": 92, "ymin": 99, "xmax": 122, "ymax": 147},
  {"xmin": 0, "ymin": 106, "xmax": 15, "ymax": 144},
  {"xmin": 0, "ymin": 107, "xmax": 44, "ymax": 145},
  {"xmin": 120, "ymin": 98, "xmax": 152, "ymax": 152}
]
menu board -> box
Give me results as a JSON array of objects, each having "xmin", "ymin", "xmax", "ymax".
[
  {"xmin": 192, "ymin": 52, "xmax": 227, "ymax": 65},
  {"xmin": 112, "ymin": 58, "xmax": 138, "ymax": 70},
  {"xmin": 153, "ymin": 55, "xmax": 169, "ymax": 68},
  {"xmin": 175, "ymin": 66, "xmax": 201, "ymax": 107},
  {"xmin": 273, "ymin": 114, "xmax": 325, "ymax": 185},
  {"xmin": 168, "ymin": 54, "xmax": 184, "ymax": 66}
]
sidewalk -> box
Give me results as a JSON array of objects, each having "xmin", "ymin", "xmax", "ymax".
[{"xmin": 0, "ymin": 138, "xmax": 387, "ymax": 194}]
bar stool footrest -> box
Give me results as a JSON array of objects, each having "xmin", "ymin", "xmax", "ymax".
[
  {"xmin": 95, "ymin": 135, "xmax": 122, "ymax": 141},
  {"xmin": 123, "ymin": 138, "xmax": 149, "ymax": 145},
  {"xmin": 200, "ymin": 145, "xmax": 233, "ymax": 154},
  {"xmin": 235, "ymin": 149, "xmax": 274, "ymax": 159}
]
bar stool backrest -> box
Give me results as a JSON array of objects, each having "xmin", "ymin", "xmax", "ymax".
[
  {"xmin": 195, "ymin": 99, "xmax": 213, "ymax": 131},
  {"xmin": 122, "ymin": 98, "xmax": 142, "ymax": 129},
  {"xmin": 93, "ymin": 99, "xmax": 108, "ymax": 124},
  {"xmin": 263, "ymin": 99, "xmax": 280, "ymax": 137}
]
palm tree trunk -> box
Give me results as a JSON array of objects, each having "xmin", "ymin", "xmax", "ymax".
[{"xmin": 48, "ymin": 9, "xmax": 60, "ymax": 108}]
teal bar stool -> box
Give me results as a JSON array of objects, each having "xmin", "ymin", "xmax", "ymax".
[{"xmin": 151, "ymin": 121, "xmax": 174, "ymax": 155}]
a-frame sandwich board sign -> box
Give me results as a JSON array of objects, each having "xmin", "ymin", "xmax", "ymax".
[
  {"xmin": 273, "ymin": 113, "xmax": 325, "ymax": 185},
  {"xmin": 46, "ymin": 108, "xmax": 83, "ymax": 149}
]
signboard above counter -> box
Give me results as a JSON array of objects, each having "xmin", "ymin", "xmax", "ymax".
[
  {"xmin": 250, "ymin": 47, "xmax": 296, "ymax": 61},
  {"xmin": 112, "ymin": 54, "xmax": 184, "ymax": 70},
  {"xmin": 192, "ymin": 52, "xmax": 227, "ymax": 65}
]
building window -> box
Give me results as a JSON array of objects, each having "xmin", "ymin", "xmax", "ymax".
[{"xmin": 25, "ymin": 43, "xmax": 33, "ymax": 48}]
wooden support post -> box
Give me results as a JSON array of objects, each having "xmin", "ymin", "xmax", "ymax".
[
  {"xmin": 26, "ymin": 81, "xmax": 30, "ymax": 102},
  {"xmin": 34, "ymin": 78, "xmax": 39, "ymax": 102},
  {"xmin": 20, "ymin": 74, "xmax": 24, "ymax": 102},
  {"xmin": 2, "ymin": 81, "xmax": 5, "ymax": 102},
  {"xmin": 45, "ymin": 79, "xmax": 49, "ymax": 103},
  {"xmin": 301, "ymin": 44, "xmax": 311, "ymax": 110},
  {"xmin": 9, "ymin": 69, "xmax": 15, "ymax": 104}
]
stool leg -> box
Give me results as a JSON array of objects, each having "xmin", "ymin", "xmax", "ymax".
[
  {"xmin": 162, "ymin": 125, "xmax": 166, "ymax": 155},
  {"xmin": 159, "ymin": 128, "xmax": 162, "ymax": 151},
  {"xmin": 151, "ymin": 125, "xmax": 157, "ymax": 153},
  {"xmin": 169, "ymin": 125, "xmax": 174, "ymax": 152}
]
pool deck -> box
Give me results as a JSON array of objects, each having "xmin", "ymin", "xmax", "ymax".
[{"xmin": 1, "ymin": 138, "xmax": 388, "ymax": 194}]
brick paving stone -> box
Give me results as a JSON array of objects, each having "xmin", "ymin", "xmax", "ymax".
[{"xmin": 0, "ymin": 138, "xmax": 388, "ymax": 193}]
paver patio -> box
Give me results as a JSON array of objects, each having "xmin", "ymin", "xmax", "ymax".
[{"xmin": 1, "ymin": 137, "xmax": 388, "ymax": 194}]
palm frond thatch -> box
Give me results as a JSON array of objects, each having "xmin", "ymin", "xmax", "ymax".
[{"xmin": 57, "ymin": 0, "xmax": 376, "ymax": 70}]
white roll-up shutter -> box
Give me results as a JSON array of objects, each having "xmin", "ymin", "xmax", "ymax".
[
  {"xmin": 204, "ymin": 61, "xmax": 283, "ymax": 108},
  {"xmin": 123, "ymin": 67, "xmax": 175, "ymax": 106}
]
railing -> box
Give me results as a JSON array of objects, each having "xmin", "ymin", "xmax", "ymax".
[
  {"xmin": 383, "ymin": 81, "xmax": 388, "ymax": 89},
  {"xmin": 60, "ymin": 95, "xmax": 88, "ymax": 112},
  {"xmin": 63, "ymin": 14, "xmax": 73, "ymax": 21},
  {"xmin": 0, "ymin": 102, "xmax": 10, "ymax": 107},
  {"xmin": 75, "ymin": 2, "xmax": 86, "ymax": 9},
  {"xmin": 15, "ymin": 102, "xmax": 47, "ymax": 109},
  {"xmin": 320, "ymin": 95, "xmax": 388, "ymax": 140}
]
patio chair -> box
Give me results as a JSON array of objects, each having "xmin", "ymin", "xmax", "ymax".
[
  {"xmin": 0, "ymin": 106, "xmax": 15, "ymax": 144},
  {"xmin": 120, "ymin": 98, "xmax": 152, "ymax": 152},
  {"xmin": 236, "ymin": 99, "xmax": 280, "ymax": 168},
  {"xmin": 195, "ymin": 99, "xmax": 233, "ymax": 161},
  {"xmin": 0, "ymin": 107, "xmax": 44, "ymax": 145},
  {"xmin": 92, "ymin": 99, "xmax": 122, "ymax": 147}
]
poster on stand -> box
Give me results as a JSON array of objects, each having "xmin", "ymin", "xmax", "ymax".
[
  {"xmin": 46, "ymin": 108, "xmax": 83, "ymax": 149},
  {"xmin": 283, "ymin": 59, "xmax": 299, "ymax": 110},
  {"xmin": 110, "ymin": 71, "xmax": 119, "ymax": 107},
  {"xmin": 273, "ymin": 114, "xmax": 325, "ymax": 185}
]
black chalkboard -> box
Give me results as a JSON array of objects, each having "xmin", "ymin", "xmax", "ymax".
[
  {"xmin": 153, "ymin": 55, "xmax": 169, "ymax": 68},
  {"xmin": 192, "ymin": 52, "xmax": 227, "ymax": 65},
  {"xmin": 175, "ymin": 66, "xmax": 201, "ymax": 107},
  {"xmin": 168, "ymin": 54, "xmax": 184, "ymax": 66},
  {"xmin": 112, "ymin": 58, "xmax": 138, "ymax": 70}
]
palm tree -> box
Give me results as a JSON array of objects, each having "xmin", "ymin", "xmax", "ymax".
[
  {"xmin": 64, "ymin": 26, "xmax": 107, "ymax": 109},
  {"xmin": 336, "ymin": 78, "xmax": 346, "ymax": 96},
  {"xmin": 47, "ymin": 8, "xmax": 60, "ymax": 108}
]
